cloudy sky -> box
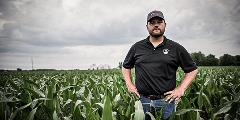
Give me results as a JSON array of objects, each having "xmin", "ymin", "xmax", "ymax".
[{"xmin": 0, "ymin": 0, "xmax": 239, "ymax": 70}]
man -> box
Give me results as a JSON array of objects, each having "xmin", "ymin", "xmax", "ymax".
[{"xmin": 122, "ymin": 10, "xmax": 198, "ymax": 120}]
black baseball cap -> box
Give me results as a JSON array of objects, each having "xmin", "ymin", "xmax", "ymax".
[{"xmin": 147, "ymin": 10, "xmax": 164, "ymax": 22}]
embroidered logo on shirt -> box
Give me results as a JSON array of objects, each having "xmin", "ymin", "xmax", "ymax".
[{"xmin": 163, "ymin": 49, "xmax": 170, "ymax": 54}]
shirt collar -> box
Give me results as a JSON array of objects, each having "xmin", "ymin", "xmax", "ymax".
[{"xmin": 144, "ymin": 36, "xmax": 168, "ymax": 47}]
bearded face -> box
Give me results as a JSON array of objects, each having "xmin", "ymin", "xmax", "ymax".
[{"xmin": 147, "ymin": 18, "xmax": 166, "ymax": 38}]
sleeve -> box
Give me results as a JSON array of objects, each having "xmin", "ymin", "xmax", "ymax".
[
  {"xmin": 122, "ymin": 45, "xmax": 136, "ymax": 69},
  {"xmin": 177, "ymin": 44, "xmax": 197, "ymax": 73}
]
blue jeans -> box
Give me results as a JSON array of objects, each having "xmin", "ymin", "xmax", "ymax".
[{"xmin": 140, "ymin": 95, "xmax": 176, "ymax": 120}]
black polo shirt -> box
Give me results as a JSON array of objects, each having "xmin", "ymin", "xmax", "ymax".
[{"xmin": 123, "ymin": 36, "xmax": 197, "ymax": 95}]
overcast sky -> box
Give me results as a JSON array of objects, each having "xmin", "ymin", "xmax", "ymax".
[{"xmin": 0, "ymin": 0, "xmax": 239, "ymax": 70}]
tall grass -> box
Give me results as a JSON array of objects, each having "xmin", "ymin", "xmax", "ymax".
[{"xmin": 0, "ymin": 67, "xmax": 239, "ymax": 120}]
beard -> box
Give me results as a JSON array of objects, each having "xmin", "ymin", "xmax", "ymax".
[{"xmin": 149, "ymin": 28, "xmax": 165, "ymax": 38}]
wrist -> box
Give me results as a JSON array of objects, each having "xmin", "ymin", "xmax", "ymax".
[
  {"xmin": 176, "ymin": 86, "xmax": 186, "ymax": 95},
  {"xmin": 126, "ymin": 81, "xmax": 134, "ymax": 87}
]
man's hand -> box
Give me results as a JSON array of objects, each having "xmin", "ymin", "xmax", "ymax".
[
  {"xmin": 122, "ymin": 67, "xmax": 140, "ymax": 97},
  {"xmin": 164, "ymin": 69, "xmax": 198, "ymax": 103},
  {"xmin": 126, "ymin": 83, "xmax": 140, "ymax": 97},
  {"xmin": 164, "ymin": 87, "xmax": 184, "ymax": 103}
]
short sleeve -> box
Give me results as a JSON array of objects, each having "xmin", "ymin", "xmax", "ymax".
[
  {"xmin": 177, "ymin": 45, "xmax": 197, "ymax": 73},
  {"xmin": 123, "ymin": 45, "xmax": 136, "ymax": 69}
]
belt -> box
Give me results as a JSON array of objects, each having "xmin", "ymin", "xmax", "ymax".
[{"xmin": 143, "ymin": 94, "xmax": 165, "ymax": 100}]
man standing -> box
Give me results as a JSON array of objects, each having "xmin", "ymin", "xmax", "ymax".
[{"xmin": 122, "ymin": 10, "xmax": 198, "ymax": 119}]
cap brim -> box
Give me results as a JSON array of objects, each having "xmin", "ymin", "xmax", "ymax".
[{"xmin": 147, "ymin": 16, "xmax": 164, "ymax": 22}]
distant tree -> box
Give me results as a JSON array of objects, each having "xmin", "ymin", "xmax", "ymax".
[
  {"xmin": 90, "ymin": 64, "xmax": 96, "ymax": 70},
  {"xmin": 219, "ymin": 54, "xmax": 236, "ymax": 66},
  {"xmin": 17, "ymin": 68, "xmax": 22, "ymax": 71},
  {"xmin": 35, "ymin": 69, "xmax": 56, "ymax": 71},
  {"xmin": 191, "ymin": 51, "xmax": 206, "ymax": 66},
  {"xmin": 118, "ymin": 62, "xmax": 123, "ymax": 69},
  {"xmin": 234, "ymin": 55, "xmax": 240, "ymax": 66},
  {"xmin": 190, "ymin": 52, "xmax": 240, "ymax": 66},
  {"xmin": 205, "ymin": 54, "xmax": 219, "ymax": 66}
]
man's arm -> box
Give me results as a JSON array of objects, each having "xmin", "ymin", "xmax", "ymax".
[
  {"xmin": 122, "ymin": 67, "xmax": 140, "ymax": 97},
  {"xmin": 164, "ymin": 69, "xmax": 198, "ymax": 103}
]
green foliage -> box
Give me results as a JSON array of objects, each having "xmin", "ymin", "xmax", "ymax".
[
  {"xmin": 175, "ymin": 66, "xmax": 240, "ymax": 120},
  {"xmin": 219, "ymin": 54, "xmax": 236, "ymax": 66},
  {"xmin": 0, "ymin": 67, "xmax": 240, "ymax": 120},
  {"xmin": 191, "ymin": 51, "xmax": 206, "ymax": 66},
  {"xmin": 205, "ymin": 54, "xmax": 219, "ymax": 66},
  {"xmin": 191, "ymin": 52, "xmax": 240, "ymax": 66},
  {"xmin": 134, "ymin": 100, "xmax": 144, "ymax": 120}
]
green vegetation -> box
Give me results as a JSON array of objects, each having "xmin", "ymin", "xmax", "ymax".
[
  {"xmin": 175, "ymin": 66, "xmax": 240, "ymax": 120},
  {"xmin": 191, "ymin": 52, "xmax": 240, "ymax": 66},
  {"xmin": 0, "ymin": 67, "xmax": 239, "ymax": 120}
]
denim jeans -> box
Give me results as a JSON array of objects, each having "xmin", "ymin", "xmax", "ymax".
[{"xmin": 140, "ymin": 95, "xmax": 176, "ymax": 120}]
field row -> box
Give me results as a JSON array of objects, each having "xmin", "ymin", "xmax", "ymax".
[{"xmin": 0, "ymin": 67, "xmax": 239, "ymax": 120}]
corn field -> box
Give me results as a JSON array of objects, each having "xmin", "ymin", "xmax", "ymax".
[{"xmin": 0, "ymin": 66, "xmax": 239, "ymax": 120}]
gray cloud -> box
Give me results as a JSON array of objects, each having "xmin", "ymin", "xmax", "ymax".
[
  {"xmin": 0, "ymin": 0, "xmax": 147, "ymax": 52},
  {"xmin": 167, "ymin": 1, "xmax": 240, "ymax": 37},
  {"xmin": 0, "ymin": 0, "xmax": 239, "ymax": 69}
]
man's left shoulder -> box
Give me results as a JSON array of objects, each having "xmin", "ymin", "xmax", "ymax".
[{"xmin": 165, "ymin": 38, "xmax": 182, "ymax": 48}]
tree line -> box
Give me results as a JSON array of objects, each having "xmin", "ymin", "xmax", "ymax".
[
  {"xmin": 191, "ymin": 52, "xmax": 240, "ymax": 66},
  {"xmin": 118, "ymin": 52, "xmax": 239, "ymax": 68}
]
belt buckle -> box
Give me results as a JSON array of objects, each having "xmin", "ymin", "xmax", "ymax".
[
  {"xmin": 148, "ymin": 95, "xmax": 161, "ymax": 100},
  {"xmin": 149, "ymin": 95, "xmax": 156, "ymax": 99}
]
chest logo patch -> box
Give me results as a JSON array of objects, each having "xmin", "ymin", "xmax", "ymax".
[{"xmin": 163, "ymin": 49, "xmax": 170, "ymax": 54}]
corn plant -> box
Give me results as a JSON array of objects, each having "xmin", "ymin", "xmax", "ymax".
[{"xmin": 0, "ymin": 67, "xmax": 239, "ymax": 120}]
